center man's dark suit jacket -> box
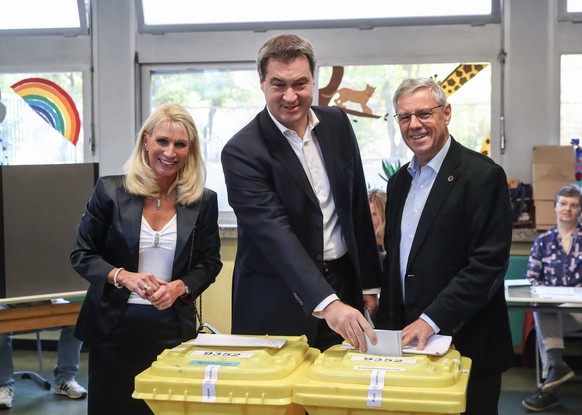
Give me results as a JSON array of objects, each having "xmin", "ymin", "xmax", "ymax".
[
  {"xmin": 221, "ymin": 106, "xmax": 381, "ymax": 345},
  {"xmin": 376, "ymin": 138, "xmax": 514, "ymax": 375},
  {"xmin": 70, "ymin": 176, "xmax": 223, "ymax": 345}
]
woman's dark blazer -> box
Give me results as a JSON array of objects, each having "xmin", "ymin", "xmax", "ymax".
[{"xmin": 70, "ymin": 175, "xmax": 222, "ymax": 345}]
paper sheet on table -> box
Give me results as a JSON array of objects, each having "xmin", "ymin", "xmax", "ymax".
[
  {"xmin": 187, "ymin": 333, "xmax": 287, "ymax": 349},
  {"xmin": 403, "ymin": 334, "xmax": 452, "ymax": 356},
  {"xmin": 531, "ymin": 286, "xmax": 582, "ymax": 300}
]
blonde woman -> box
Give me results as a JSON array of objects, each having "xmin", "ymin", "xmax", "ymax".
[
  {"xmin": 71, "ymin": 103, "xmax": 222, "ymax": 415},
  {"xmin": 368, "ymin": 188, "xmax": 387, "ymax": 257}
]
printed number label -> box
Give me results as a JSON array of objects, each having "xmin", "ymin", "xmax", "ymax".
[{"xmin": 191, "ymin": 350, "xmax": 254, "ymax": 359}]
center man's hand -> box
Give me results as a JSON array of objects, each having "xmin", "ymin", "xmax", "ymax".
[{"xmin": 320, "ymin": 300, "xmax": 377, "ymax": 352}]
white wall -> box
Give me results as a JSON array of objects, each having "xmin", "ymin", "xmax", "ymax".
[{"xmin": 1, "ymin": 0, "xmax": 581, "ymax": 182}]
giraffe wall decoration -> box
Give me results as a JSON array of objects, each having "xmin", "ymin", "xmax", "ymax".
[
  {"xmin": 438, "ymin": 63, "xmax": 489, "ymax": 97},
  {"xmin": 437, "ymin": 63, "xmax": 491, "ymax": 156}
]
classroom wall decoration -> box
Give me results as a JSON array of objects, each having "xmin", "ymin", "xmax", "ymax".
[
  {"xmin": 438, "ymin": 63, "xmax": 489, "ymax": 97},
  {"xmin": 10, "ymin": 77, "xmax": 81, "ymax": 146},
  {"xmin": 319, "ymin": 63, "xmax": 492, "ymax": 157}
]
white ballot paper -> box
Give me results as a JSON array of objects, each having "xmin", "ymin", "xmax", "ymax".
[
  {"xmin": 531, "ymin": 286, "xmax": 582, "ymax": 300},
  {"xmin": 358, "ymin": 331, "xmax": 453, "ymax": 356},
  {"xmin": 188, "ymin": 333, "xmax": 287, "ymax": 349},
  {"xmin": 403, "ymin": 334, "xmax": 453, "ymax": 356},
  {"xmin": 363, "ymin": 330, "xmax": 402, "ymax": 356}
]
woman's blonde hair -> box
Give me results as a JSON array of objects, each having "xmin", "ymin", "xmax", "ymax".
[
  {"xmin": 123, "ymin": 103, "xmax": 206, "ymax": 205},
  {"xmin": 368, "ymin": 188, "xmax": 387, "ymax": 253}
]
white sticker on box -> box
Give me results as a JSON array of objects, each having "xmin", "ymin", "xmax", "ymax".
[
  {"xmin": 367, "ymin": 369, "xmax": 386, "ymax": 407},
  {"xmin": 354, "ymin": 365, "xmax": 405, "ymax": 371},
  {"xmin": 202, "ymin": 365, "xmax": 220, "ymax": 403}
]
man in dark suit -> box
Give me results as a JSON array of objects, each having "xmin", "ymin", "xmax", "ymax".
[
  {"xmin": 221, "ymin": 34, "xmax": 381, "ymax": 352},
  {"xmin": 375, "ymin": 77, "xmax": 513, "ymax": 415}
]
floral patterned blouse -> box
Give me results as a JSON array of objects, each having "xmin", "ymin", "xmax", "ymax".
[{"xmin": 525, "ymin": 224, "xmax": 582, "ymax": 287}]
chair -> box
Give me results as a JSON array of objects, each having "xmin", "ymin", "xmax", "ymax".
[{"xmin": 13, "ymin": 330, "xmax": 51, "ymax": 390}]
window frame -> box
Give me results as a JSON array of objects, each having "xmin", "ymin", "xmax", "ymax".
[
  {"xmin": 139, "ymin": 61, "xmax": 260, "ymax": 225},
  {"xmin": 136, "ymin": 0, "xmax": 500, "ymax": 34},
  {"xmin": 0, "ymin": 0, "xmax": 88, "ymax": 37},
  {"xmin": 559, "ymin": 53, "xmax": 582, "ymax": 144},
  {"xmin": 558, "ymin": 0, "xmax": 582, "ymax": 22}
]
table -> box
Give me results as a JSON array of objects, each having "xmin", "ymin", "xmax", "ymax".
[
  {"xmin": 505, "ymin": 280, "xmax": 582, "ymax": 386},
  {"xmin": 0, "ymin": 291, "xmax": 86, "ymax": 388},
  {"xmin": 0, "ymin": 291, "xmax": 85, "ymax": 333},
  {"xmin": 505, "ymin": 280, "xmax": 582, "ymax": 312}
]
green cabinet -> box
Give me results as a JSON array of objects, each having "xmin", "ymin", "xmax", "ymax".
[{"xmin": 506, "ymin": 255, "xmax": 530, "ymax": 348}]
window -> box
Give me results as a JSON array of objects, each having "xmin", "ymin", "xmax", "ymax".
[
  {"xmin": 559, "ymin": 0, "xmax": 582, "ymax": 21},
  {"xmin": 318, "ymin": 63, "xmax": 491, "ymax": 190},
  {"xmin": 144, "ymin": 65, "xmax": 263, "ymax": 222},
  {"xmin": 137, "ymin": 0, "xmax": 499, "ymax": 33},
  {"xmin": 560, "ymin": 55, "xmax": 582, "ymax": 144},
  {"xmin": 0, "ymin": 0, "xmax": 88, "ymax": 35},
  {"xmin": 143, "ymin": 62, "xmax": 491, "ymax": 222},
  {"xmin": 0, "ymin": 72, "xmax": 84, "ymax": 165}
]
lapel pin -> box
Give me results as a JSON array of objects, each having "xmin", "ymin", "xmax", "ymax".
[{"xmin": 448, "ymin": 175, "xmax": 454, "ymax": 182}]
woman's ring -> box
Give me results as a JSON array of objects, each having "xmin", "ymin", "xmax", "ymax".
[{"xmin": 143, "ymin": 284, "xmax": 149, "ymax": 293}]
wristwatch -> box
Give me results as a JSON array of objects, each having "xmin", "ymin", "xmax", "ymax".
[{"xmin": 183, "ymin": 284, "xmax": 191, "ymax": 296}]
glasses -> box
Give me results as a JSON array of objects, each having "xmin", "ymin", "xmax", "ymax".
[
  {"xmin": 394, "ymin": 105, "xmax": 444, "ymax": 125},
  {"xmin": 557, "ymin": 200, "xmax": 581, "ymax": 210}
]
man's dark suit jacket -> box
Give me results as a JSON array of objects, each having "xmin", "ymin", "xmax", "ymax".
[
  {"xmin": 376, "ymin": 138, "xmax": 514, "ymax": 375},
  {"xmin": 70, "ymin": 176, "xmax": 223, "ymax": 345},
  {"xmin": 221, "ymin": 106, "xmax": 381, "ymax": 345}
]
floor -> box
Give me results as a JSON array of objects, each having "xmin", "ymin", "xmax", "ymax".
[
  {"xmin": 5, "ymin": 349, "xmax": 88, "ymax": 414},
  {"xmin": 4, "ymin": 349, "xmax": 582, "ymax": 414}
]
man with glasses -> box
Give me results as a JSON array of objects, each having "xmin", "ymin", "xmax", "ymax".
[
  {"xmin": 376, "ymin": 77, "xmax": 513, "ymax": 415},
  {"xmin": 521, "ymin": 184, "xmax": 582, "ymax": 412}
]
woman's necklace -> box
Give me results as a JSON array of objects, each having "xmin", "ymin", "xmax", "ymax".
[{"xmin": 155, "ymin": 191, "xmax": 170, "ymax": 210}]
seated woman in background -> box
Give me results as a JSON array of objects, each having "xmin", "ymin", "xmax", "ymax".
[
  {"xmin": 70, "ymin": 103, "xmax": 223, "ymax": 415},
  {"xmin": 521, "ymin": 184, "xmax": 582, "ymax": 412}
]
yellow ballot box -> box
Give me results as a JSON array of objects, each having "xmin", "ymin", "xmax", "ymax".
[
  {"xmin": 133, "ymin": 334, "xmax": 319, "ymax": 415},
  {"xmin": 293, "ymin": 345, "xmax": 472, "ymax": 415}
]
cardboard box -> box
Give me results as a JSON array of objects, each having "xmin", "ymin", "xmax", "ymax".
[
  {"xmin": 533, "ymin": 180, "xmax": 574, "ymax": 200},
  {"xmin": 531, "ymin": 145, "xmax": 575, "ymax": 201},
  {"xmin": 532, "ymin": 145, "xmax": 574, "ymax": 164},
  {"xmin": 534, "ymin": 200, "xmax": 555, "ymax": 229},
  {"xmin": 533, "ymin": 163, "xmax": 573, "ymax": 182}
]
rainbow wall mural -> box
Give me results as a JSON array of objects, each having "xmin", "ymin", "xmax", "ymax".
[{"xmin": 11, "ymin": 77, "xmax": 80, "ymax": 146}]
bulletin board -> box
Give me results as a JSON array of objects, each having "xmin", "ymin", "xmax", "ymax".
[{"xmin": 0, "ymin": 163, "xmax": 98, "ymax": 298}]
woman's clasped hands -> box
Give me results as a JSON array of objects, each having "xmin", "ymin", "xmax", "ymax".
[{"xmin": 115, "ymin": 270, "xmax": 183, "ymax": 310}]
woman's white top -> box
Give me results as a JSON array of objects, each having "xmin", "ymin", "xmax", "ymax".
[{"xmin": 127, "ymin": 214, "xmax": 177, "ymax": 305}]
